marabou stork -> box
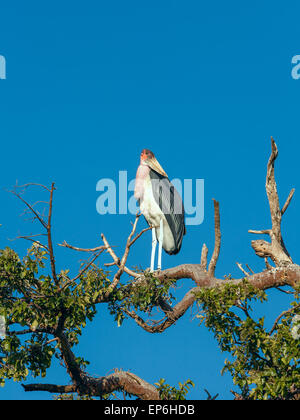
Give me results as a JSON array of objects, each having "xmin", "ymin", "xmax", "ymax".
[{"xmin": 134, "ymin": 149, "xmax": 186, "ymax": 271}]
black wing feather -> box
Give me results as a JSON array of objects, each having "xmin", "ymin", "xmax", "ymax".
[{"xmin": 150, "ymin": 169, "xmax": 186, "ymax": 255}]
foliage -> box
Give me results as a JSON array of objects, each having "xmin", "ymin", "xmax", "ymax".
[
  {"xmin": 0, "ymin": 244, "xmax": 189, "ymax": 399},
  {"xmin": 108, "ymin": 271, "xmax": 176, "ymax": 327},
  {"xmin": 0, "ymin": 245, "xmax": 108, "ymax": 384},
  {"xmin": 1, "ymin": 237, "xmax": 299, "ymax": 399},
  {"xmin": 196, "ymin": 280, "xmax": 300, "ymax": 400},
  {"xmin": 155, "ymin": 378, "xmax": 195, "ymax": 400}
]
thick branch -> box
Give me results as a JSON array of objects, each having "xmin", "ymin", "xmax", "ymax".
[
  {"xmin": 23, "ymin": 370, "xmax": 160, "ymax": 399},
  {"xmin": 124, "ymin": 287, "xmax": 198, "ymax": 333},
  {"xmin": 266, "ymin": 137, "xmax": 281, "ymax": 239},
  {"xmin": 22, "ymin": 383, "xmax": 76, "ymax": 393},
  {"xmin": 122, "ymin": 263, "xmax": 300, "ymax": 333},
  {"xmin": 47, "ymin": 183, "xmax": 59, "ymax": 286},
  {"xmin": 56, "ymin": 332, "xmax": 86, "ymax": 392},
  {"xmin": 200, "ymin": 244, "xmax": 208, "ymax": 270},
  {"xmin": 23, "ymin": 325, "xmax": 159, "ymax": 399},
  {"xmin": 281, "ymin": 188, "xmax": 295, "ymax": 216}
]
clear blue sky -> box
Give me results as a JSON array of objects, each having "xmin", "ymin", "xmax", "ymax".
[{"xmin": 0, "ymin": 1, "xmax": 300, "ymax": 400}]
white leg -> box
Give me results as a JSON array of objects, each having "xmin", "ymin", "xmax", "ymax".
[
  {"xmin": 157, "ymin": 219, "xmax": 163, "ymax": 270},
  {"xmin": 150, "ymin": 227, "xmax": 157, "ymax": 272}
]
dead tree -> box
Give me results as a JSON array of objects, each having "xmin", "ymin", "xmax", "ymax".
[{"xmin": 5, "ymin": 138, "xmax": 300, "ymax": 399}]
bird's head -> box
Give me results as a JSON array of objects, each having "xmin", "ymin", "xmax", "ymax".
[{"xmin": 140, "ymin": 149, "xmax": 168, "ymax": 177}]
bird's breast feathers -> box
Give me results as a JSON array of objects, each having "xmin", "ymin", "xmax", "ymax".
[
  {"xmin": 139, "ymin": 177, "xmax": 161, "ymax": 223},
  {"xmin": 139, "ymin": 177, "xmax": 175, "ymax": 253}
]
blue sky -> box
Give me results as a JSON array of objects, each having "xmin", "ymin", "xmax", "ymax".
[{"xmin": 0, "ymin": 1, "xmax": 300, "ymax": 400}]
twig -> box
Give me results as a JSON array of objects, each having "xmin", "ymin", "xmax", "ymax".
[
  {"xmin": 59, "ymin": 240, "xmax": 105, "ymax": 253},
  {"xmin": 275, "ymin": 287, "xmax": 293, "ymax": 295},
  {"xmin": 14, "ymin": 183, "xmax": 51, "ymax": 193},
  {"xmin": 103, "ymin": 214, "xmax": 142, "ymax": 296},
  {"xmin": 248, "ymin": 229, "xmax": 271, "ymax": 235},
  {"xmin": 236, "ymin": 263, "xmax": 249, "ymax": 277},
  {"xmin": 129, "ymin": 227, "xmax": 152, "ymax": 247},
  {"xmin": 245, "ymin": 264, "xmax": 255, "ymax": 274},
  {"xmin": 281, "ymin": 188, "xmax": 295, "ymax": 216},
  {"xmin": 204, "ymin": 389, "xmax": 219, "ymax": 400},
  {"xmin": 10, "ymin": 190, "xmax": 47, "ymax": 229},
  {"xmin": 58, "ymin": 250, "xmax": 104, "ymax": 292},
  {"xmin": 14, "ymin": 236, "xmax": 49, "ymax": 253}
]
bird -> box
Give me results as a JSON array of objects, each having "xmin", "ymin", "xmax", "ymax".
[{"xmin": 134, "ymin": 149, "xmax": 186, "ymax": 272}]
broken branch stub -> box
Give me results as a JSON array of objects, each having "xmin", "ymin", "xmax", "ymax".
[{"xmin": 249, "ymin": 138, "xmax": 293, "ymax": 267}]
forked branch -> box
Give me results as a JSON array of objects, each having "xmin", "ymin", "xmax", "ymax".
[{"xmin": 249, "ymin": 138, "xmax": 293, "ymax": 266}]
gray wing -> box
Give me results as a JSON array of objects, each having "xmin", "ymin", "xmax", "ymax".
[{"xmin": 150, "ymin": 169, "xmax": 186, "ymax": 255}]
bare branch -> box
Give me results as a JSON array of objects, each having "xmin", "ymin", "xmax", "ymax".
[
  {"xmin": 10, "ymin": 190, "xmax": 47, "ymax": 229},
  {"xmin": 248, "ymin": 229, "xmax": 271, "ymax": 235},
  {"xmin": 101, "ymin": 233, "xmax": 138, "ymax": 279},
  {"xmin": 236, "ymin": 262, "xmax": 249, "ymax": 277},
  {"xmin": 47, "ymin": 183, "xmax": 59, "ymax": 286},
  {"xmin": 208, "ymin": 199, "xmax": 221, "ymax": 276},
  {"xmin": 120, "ymin": 262, "xmax": 300, "ymax": 335},
  {"xmin": 23, "ymin": 370, "xmax": 159, "ymax": 400},
  {"xmin": 101, "ymin": 213, "xmax": 152, "ymax": 292},
  {"xmin": 7, "ymin": 327, "xmax": 53, "ymax": 336},
  {"xmin": 281, "ymin": 188, "xmax": 295, "ymax": 216},
  {"xmin": 264, "ymin": 257, "xmax": 273, "ymax": 270},
  {"xmin": 14, "ymin": 236, "xmax": 49, "ymax": 253},
  {"xmin": 246, "ymin": 264, "xmax": 255, "ymax": 274},
  {"xmin": 22, "ymin": 384, "xmax": 76, "ymax": 394},
  {"xmin": 200, "ymin": 244, "xmax": 208, "ymax": 270},
  {"xmin": 56, "ymin": 332, "xmax": 85, "ymax": 390},
  {"xmin": 249, "ymin": 138, "xmax": 293, "ymax": 266},
  {"xmin": 14, "ymin": 183, "xmax": 52, "ymax": 193},
  {"xmin": 129, "ymin": 226, "xmax": 152, "ymax": 247},
  {"xmin": 59, "ymin": 240, "xmax": 105, "ymax": 253},
  {"xmin": 266, "ymin": 137, "xmax": 281, "ymax": 238},
  {"xmin": 204, "ymin": 389, "xmax": 219, "ymax": 400},
  {"xmin": 275, "ymin": 286, "xmax": 294, "ymax": 295}
]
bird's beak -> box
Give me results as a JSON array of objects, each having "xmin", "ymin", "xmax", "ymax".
[{"xmin": 146, "ymin": 156, "xmax": 168, "ymax": 177}]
